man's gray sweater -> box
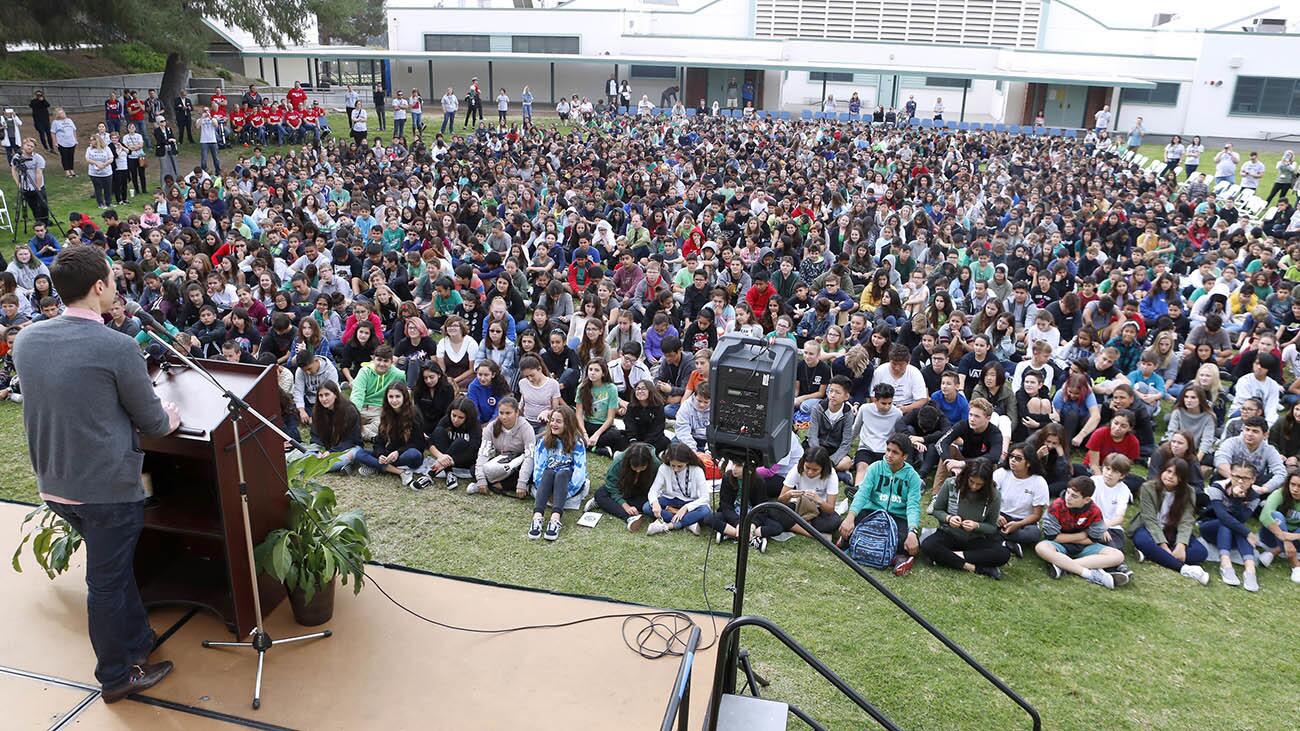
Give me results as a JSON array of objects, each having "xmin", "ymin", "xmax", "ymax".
[{"xmin": 14, "ymin": 315, "xmax": 172, "ymax": 503}]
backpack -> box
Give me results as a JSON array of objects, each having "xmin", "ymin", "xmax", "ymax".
[{"xmin": 846, "ymin": 510, "xmax": 898, "ymax": 569}]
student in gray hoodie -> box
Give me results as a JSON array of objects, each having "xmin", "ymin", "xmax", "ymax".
[
  {"xmin": 473, "ymin": 396, "xmax": 535, "ymax": 497},
  {"xmin": 292, "ymin": 351, "xmax": 339, "ymax": 426}
]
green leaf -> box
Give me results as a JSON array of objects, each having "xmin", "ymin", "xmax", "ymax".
[
  {"xmin": 11, "ymin": 533, "xmax": 32, "ymax": 573},
  {"xmin": 271, "ymin": 539, "xmax": 291, "ymax": 580}
]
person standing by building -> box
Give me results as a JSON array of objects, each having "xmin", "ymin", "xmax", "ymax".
[
  {"xmin": 28, "ymin": 90, "xmax": 52, "ymax": 152},
  {"xmin": 409, "ymin": 89, "xmax": 424, "ymax": 137},
  {"xmin": 372, "ymin": 83, "xmax": 387, "ymax": 131},
  {"xmin": 1094, "ymin": 104, "xmax": 1112, "ymax": 132},
  {"xmin": 933, "ymin": 96, "xmax": 945, "ymax": 121},
  {"xmin": 198, "ymin": 108, "xmax": 220, "ymax": 174},
  {"xmin": 142, "ymin": 90, "xmax": 162, "ymax": 151},
  {"xmin": 521, "ymin": 86, "xmax": 534, "ymax": 126},
  {"xmin": 1126, "ymin": 116, "xmax": 1145, "ymax": 150},
  {"xmin": 104, "ymin": 91, "xmax": 123, "ymax": 134},
  {"xmin": 905, "ymin": 95, "xmax": 917, "ymax": 120},
  {"xmin": 605, "ymin": 75, "xmax": 618, "ymax": 108},
  {"xmin": 725, "ymin": 77, "xmax": 739, "ymax": 110},
  {"xmin": 440, "ymin": 86, "xmax": 459, "ymax": 135},
  {"xmin": 464, "ymin": 77, "xmax": 482, "ymax": 128},
  {"xmin": 172, "ymin": 89, "xmax": 194, "ymax": 144},
  {"xmin": 153, "ymin": 115, "xmax": 179, "ymax": 187},
  {"xmin": 391, "ymin": 89, "xmax": 408, "ymax": 139},
  {"xmin": 1214, "ymin": 143, "xmax": 1240, "ymax": 186},
  {"xmin": 13, "ymin": 244, "xmax": 182, "ymax": 703},
  {"xmin": 496, "ymin": 88, "xmax": 510, "ymax": 125},
  {"xmin": 1240, "ymin": 151, "xmax": 1266, "ymax": 196}
]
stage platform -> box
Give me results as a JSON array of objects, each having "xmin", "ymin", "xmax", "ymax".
[{"xmin": 2, "ymin": 502, "xmax": 721, "ymax": 730}]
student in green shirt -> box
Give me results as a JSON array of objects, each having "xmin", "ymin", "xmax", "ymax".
[
  {"xmin": 575, "ymin": 359, "xmax": 628, "ymax": 457},
  {"xmin": 838, "ymin": 433, "xmax": 923, "ymax": 575}
]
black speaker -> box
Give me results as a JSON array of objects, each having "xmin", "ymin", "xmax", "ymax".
[{"xmin": 706, "ymin": 335, "xmax": 798, "ymax": 464}]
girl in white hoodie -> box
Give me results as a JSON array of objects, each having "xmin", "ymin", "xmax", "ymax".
[{"xmin": 645, "ymin": 443, "xmax": 713, "ymax": 536}]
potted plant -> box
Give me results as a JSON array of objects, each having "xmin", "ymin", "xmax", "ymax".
[
  {"xmin": 11, "ymin": 505, "xmax": 83, "ymax": 579},
  {"xmin": 255, "ymin": 453, "xmax": 371, "ymax": 626}
]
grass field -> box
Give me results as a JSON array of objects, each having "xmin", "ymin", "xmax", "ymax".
[
  {"xmin": 1, "ymin": 397, "xmax": 1296, "ymax": 729},
  {"xmin": 2, "ymin": 121, "xmax": 1298, "ymax": 729}
]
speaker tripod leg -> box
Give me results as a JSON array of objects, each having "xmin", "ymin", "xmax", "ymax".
[
  {"xmin": 202, "ymin": 640, "xmax": 254, "ymax": 648},
  {"xmin": 253, "ymin": 648, "xmax": 265, "ymax": 710}
]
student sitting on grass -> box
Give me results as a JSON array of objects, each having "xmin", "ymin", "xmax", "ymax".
[
  {"xmin": 1200, "ymin": 462, "xmax": 1264, "ymax": 592},
  {"xmin": 850, "ymin": 383, "xmax": 903, "ymax": 483},
  {"xmin": 352, "ymin": 382, "xmax": 430, "ymax": 489},
  {"xmin": 707, "ymin": 460, "xmax": 786, "ymax": 553},
  {"xmin": 427, "ymin": 397, "xmax": 482, "ymax": 490},
  {"xmin": 645, "ymin": 443, "xmax": 713, "ymax": 536},
  {"xmin": 1258, "ymin": 470, "xmax": 1300, "ymax": 584},
  {"xmin": 1035, "ymin": 476, "xmax": 1129, "ymax": 589},
  {"xmin": 993, "ymin": 443, "xmax": 1049, "ymax": 558},
  {"xmin": 575, "ymin": 358, "xmax": 629, "ymax": 457},
  {"xmin": 922, "ymin": 458, "xmax": 1010, "ymax": 580},
  {"xmin": 1090, "ymin": 453, "xmax": 1134, "ymax": 554},
  {"xmin": 624, "ymin": 379, "xmax": 671, "ymax": 452},
  {"xmin": 528, "ymin": 405, "xmax": 588, "ymax": 542},
  {"xmin": 1085, "ymin": 409, "xmax": 1140, "ymax": 476},
  {"xmin": 777, "ymin": 447, "xmax": 843, "ymax": 539},
  {"xmin": 472, "ymin": 396, "xmax": 535, "ymax": 498},
  {"xmin": 588, "ymin": 442, "xmax": 659, "ymax": 530},
  {"xmin": 1129, "ymin": 457, "xmax": 1211, "ymax": 585},
  {"xmin": 805, "ymin": 375, "xmax": 857, "ymax": 475},
  {"xmin": 838, "ymin": 433, "xmax": 923, "ymax": 576},
  {"xmin": 311, "ymin": 381, "xmax": 364, "ymax": 473}
]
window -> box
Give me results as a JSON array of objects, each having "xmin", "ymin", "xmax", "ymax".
[
  {"xmin": 424, "ymin": 34, "xmax": 490, "ymax": 52},
  {"xmin": 631, "ymin": 65, "xmax": 677, "ymax": 79},
  {"xmin": 810, "ymin": 72, "xmax": 853, "ymax": 83},
  {"xmin": 511, "ymin": 35, "xmax": 579, "ymax": 54},
  {"xmin": 1230, "ymin": 75, "xmax": 1300, "ymax": 117},
  {"xmin": 1119, "ymin": 82, "xmax": 1180, "ymax": 106},
  {"xmin": 925, "ymin": 77, "xmax": 970, "ymax": 89}
]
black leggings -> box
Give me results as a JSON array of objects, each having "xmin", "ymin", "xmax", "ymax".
[
  {"xmin": 704, "ymin": 504, "xmax": 786, "ymax": 538},
  {"xmin": 921, "ymin": 531, "xmax": 1011, "ymax": 570},
  {"xmin": 112, "ymin": 169, "xmax": 128, "ymax": 203},
  {"xmin": 91, "ymin": 175, "xmax": 113, "ymax": 207},
  {"xmin": 593, "ymin": 488, "xmax": 647, "ymax": 518},
  {"xmin": 1264, "ymin": 181, "xmax": 1292, "ymax": 204},
  {"xmin": 58, "ymin": 145, "xmax": 76, "ymax": 171},
  {"xmin": 533, "ymin": 468, "xmax": 572, "ymax": 515},
  {"xmin": 127, "ymin": 157, "xmax": 146, "ymax": 195},
  {"xmin": 583, "ymin": 420, "xmax": 628, "ymax": 452}
]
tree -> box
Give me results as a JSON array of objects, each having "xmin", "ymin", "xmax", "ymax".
[
  {"xmin": 0, "ymin": 0, "xmax": 361, "ymax": 119},
  {"xmin": 317, "ymin": 0, "xmax": 386, "ymax": 47}
]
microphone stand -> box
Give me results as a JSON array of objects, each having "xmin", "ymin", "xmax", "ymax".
[{"xmin": 143, "ymin": 329, "xmax": 331, "ymax": 710}]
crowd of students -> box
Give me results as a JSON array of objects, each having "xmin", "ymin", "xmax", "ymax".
[{"xmin": 4, "ymin": 78, "xmax": 1300, "ymax": 588}]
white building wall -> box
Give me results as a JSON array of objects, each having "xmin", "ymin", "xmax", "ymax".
[{"xmin": 1180, "ymin": 33, "xmax": 1300, "ymax": 140}]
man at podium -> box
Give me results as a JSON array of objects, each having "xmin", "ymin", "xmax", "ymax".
[{"xmin": 13, "ymin": 245, "xmax": 182, "ymax": 703}]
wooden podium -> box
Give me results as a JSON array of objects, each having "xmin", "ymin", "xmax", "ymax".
[{"xmin": 137, "ymin": 359, "xmax": 289, "ymax": 638}]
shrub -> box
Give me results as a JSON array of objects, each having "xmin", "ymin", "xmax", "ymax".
[
  {"xmin": 106, "ymin": 43, "xmax": 167, "ymax": 73},
  {"xmin": 0, "ymin": 52, "xmax": 76, "ymax": 81},
  {"xmin": 216, "ymin": 68, "xmax": 233, "ymax": 81}
]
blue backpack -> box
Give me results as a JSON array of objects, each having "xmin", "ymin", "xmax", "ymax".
[{"xmin": 847, "ymin": 510, "xmax": 898, "ymax": 569}]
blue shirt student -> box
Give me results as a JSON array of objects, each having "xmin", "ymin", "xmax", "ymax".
[{"xmin": 930, "ymin": 389, "xmax": 970, "ymax": 424}]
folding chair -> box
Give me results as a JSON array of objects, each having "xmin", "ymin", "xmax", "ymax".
[{"xmin": 801, "ymin": 109, "xmax": 813, "ymax": 120}]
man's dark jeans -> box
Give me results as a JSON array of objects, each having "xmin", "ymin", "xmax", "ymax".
[{"xmin": 46, "ymin": 500, "xmax": 154, "ymax": 688}]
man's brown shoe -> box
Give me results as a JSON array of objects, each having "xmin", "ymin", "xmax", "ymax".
[{"xmin": 101, "ymin": 661, "xmax": 174, "ymax": 704}]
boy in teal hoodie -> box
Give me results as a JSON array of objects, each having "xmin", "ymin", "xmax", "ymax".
[{"xmin": 839, "ymin": 433, "xmax": 923, "ymax": 574}]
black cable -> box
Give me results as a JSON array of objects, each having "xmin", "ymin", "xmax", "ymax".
[{"xmin": 241, "ymin": 414, "xmax": 719, "ymax": 661}]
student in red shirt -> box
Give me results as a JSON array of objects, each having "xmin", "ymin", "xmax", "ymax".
[
  {"xmin": 1084, "ymin": 410, "xmax": 1140, "ymax": 475},
  {"xmin": 210, "ymin": 91, "xmax": 228, "ymax": 138},
  {"xmin": 266, "ymin": 105, "xmax": 284, "ymax": 144},
  {"xmin": 286, "ymin": 82, "xmax": 307, "ymax": 111},
  {"xmin": 744, "ymin": 269, "xmax": 777, "ymax": 314},
  {"xmin": 125, "ymin": 92, "xmax": 146, "ymax": 129},
  {"xmin": 249, "ymin": 106, "xmax": 267, "ymax": 144},
  {"xmin": 104, "ymin": 92, "xmax": 124, "ymax": 133},
  {"xmin": 1034, "ymin": 476, "xmax": 1128, "ymax": 589},
  {"xmin": 284, "ymin": 109, "xmax": 303, "ymax": 143},
  {"xmin": 229, "ymin": 107, "xmax": 246, "ymax": 144}
]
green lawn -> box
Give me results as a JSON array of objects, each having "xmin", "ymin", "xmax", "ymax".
[
  {"xmin": 3, "ymin": 123, "xmax": 1297, "ymax": 729},
  {"xmin": 1, "ymin": 396, "xmax": 1294, "ymax": 729}
]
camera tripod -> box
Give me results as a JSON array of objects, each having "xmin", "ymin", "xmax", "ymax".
[{"xmin": 8, "ymin": 155, "xmax": 66, "ymax": 245}]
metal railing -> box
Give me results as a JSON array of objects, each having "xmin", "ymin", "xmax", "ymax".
[
  {"xmin": 710, "ymin": 501, "xmax": 1042, "ymax": 731},
  {"xmin": 659, "ymin": 625, "xmax": 702, "ymax": 731}
]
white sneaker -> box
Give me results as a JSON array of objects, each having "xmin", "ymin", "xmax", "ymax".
[
  {"xmin": 445, "ymin": 474, "xmax": 459, "ymax": 490},
  {"xmin": 1181, "ymin": 565, "xmax": 1210, "ymax": 586},
  {"xmin": 1257, "ymin": 550, "xmax": 1274, "ymax": 568},
  {"xmin": 399, "ymin": 469, "xmax": 414, "ymax": 489},
  {"xmin": 1291, "ymin": 566, "xmax": 1300, "ymax": 584},
  {"xmin": 357, "ymin": 465, "xmax": 377, "ymax": 477},
  {"xmin": 626, "ymin": 515, "xmax": 642, "ymax": 532},
  {"xmin": 646, "ymin": 520, "xmax": 671, "ymax": 536},
  {"xmin": 7, "ymin": 393, "xmax": 21, "ymax": 403},
  {"xmin": 465, "ymin": 483, "xmax": 480, "ymax": 495},
  {"xmin": 1219, "ymin": 564, "xmax": 1241, "ymax": 587},
  {"xmin": 1243, "ymin": 570, "xmax": 1260, "ymax": 593},
  {"xmin": 582, "ymin": 497, "xmax": 597, "ymax": 513},
  {"xmin": 1085, "ymin": 569, "xmax": 1115, "ymax": 589},
  {"xmin": 687, "ymin": 523, "xmax": 701, "ymax": 536},
  {"xmin": 750, "ymin": 534, "xmax": 767, "ymax": 553}
]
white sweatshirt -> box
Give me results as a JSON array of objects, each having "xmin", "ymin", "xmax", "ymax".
[{"xmin": 648, "ymin": 464, "xmax": 710, "ymax": 513}]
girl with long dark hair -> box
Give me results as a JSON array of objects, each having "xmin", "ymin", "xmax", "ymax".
[
  {"xmin": 590, "ymin": 442, "xmax": 660, "ymax": 529},
  {"xmin": 473, "ymin": 396, "xmax": 536, "ymax": 498},
  {"xmin": 922, "ymin": 458, "xmax": 1010, "ymax": 579},
  {"xmin": 644, "ymin": 442, "xmax": 712, "ymax": 536},
  {"xmin": 576, "ymin": 359, "xmax": 629, "ymax": 455},
  {"xmin": 353, "ymin": 382, "xmax": 430, "ymax": 489},
  {"xmin": 1128, "ymin": 457, "xmax": 1210, "ymax": 584},
  {"xmin": 312, "ymin": 381, "xmax": 363, "ymax": 473},
  {"xmin": 623, "ymin": 379, "xmax": 670, "ymax": 452},
  {"xmin": 428, "ymin": 397, "xmax": 482, "ymax": 490}
]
